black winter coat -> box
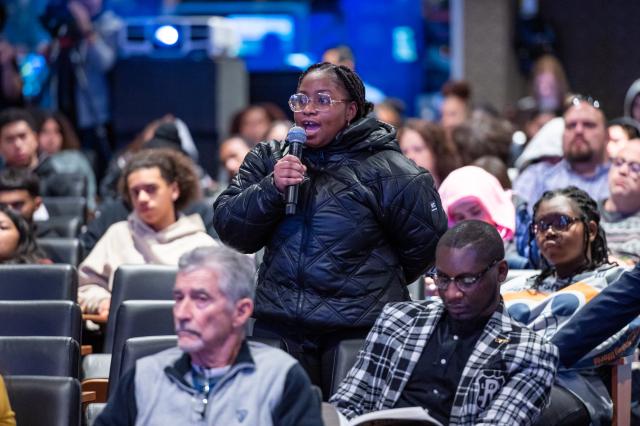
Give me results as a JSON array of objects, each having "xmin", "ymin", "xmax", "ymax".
[{"xmin": 213, "ymin": 117, "xmax": 447, "ymax": 331}]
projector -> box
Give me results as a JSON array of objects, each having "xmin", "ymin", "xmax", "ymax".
[{"xmin": 118, "ymin": 16, "xmax": 240, "ymax": 58}]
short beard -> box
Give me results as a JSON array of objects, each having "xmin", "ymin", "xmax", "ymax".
[{"xmin": 566, "ymin": 149, "xmax": 594, "ymax": 164}]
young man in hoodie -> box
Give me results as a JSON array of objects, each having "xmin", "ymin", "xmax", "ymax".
[{"xmin": 78, "ymin": 148, "xmax": 217, "ymax": 319}]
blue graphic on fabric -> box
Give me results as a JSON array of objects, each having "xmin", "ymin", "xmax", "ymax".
[
  {"xmin": 507, "ymin": 303, "xmax": 531, "ymax": 324},
  {"xmin": 550, "ymin": 293, "xmax": 579, "ymax": 316}
]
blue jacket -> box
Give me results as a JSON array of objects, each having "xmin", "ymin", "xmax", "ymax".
[{"xmin": 552, "ymin": 264, "xmax": 640, "ymax": 367}]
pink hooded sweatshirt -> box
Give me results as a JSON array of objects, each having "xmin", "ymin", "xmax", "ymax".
[{"xmin": 439, "ymin": 166, "xmax": 516, "ymax": 241}]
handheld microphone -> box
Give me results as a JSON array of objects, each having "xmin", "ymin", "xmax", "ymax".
[{"xmin": 285, "ymin": 126, "xmax": 307, "ymax": 215}]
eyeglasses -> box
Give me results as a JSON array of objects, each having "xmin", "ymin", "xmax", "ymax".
[
  {"xmin": 531, "ymin": 213, "xmax": 581, "ymax": 234},
  {"xmin": 429, "ymin": 259, "xmax": 499, "ymax": 292},
  {"xmin": 288, "ymin": 93, "xmax": 349, "ymax": 112},
  {"xmin": 612, "ymin": 157, "xmax": 640, "ymax": 174},
  {"xmin": 568, "ymin": 94, "xmax": 601, "ymax": 109}
]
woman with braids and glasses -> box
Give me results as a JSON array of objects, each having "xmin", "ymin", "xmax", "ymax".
[
  {"xmin": 214, "ymin": 62, "xmax": 447, "ymax": 395},
  {"xmin": 501, "ymin": 186, "xmax": 629, "ymax": 425}
]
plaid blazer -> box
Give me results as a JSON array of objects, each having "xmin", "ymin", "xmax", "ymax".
[{"xmin": 330, "ymin": 299, "xmax": 559, "ymax": 425}]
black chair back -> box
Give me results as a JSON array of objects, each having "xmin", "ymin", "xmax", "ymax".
[
  {"xmin": 327, "ymin": 339, "xmax": 365, "ymax": 396},
  {"xmin": 0, "ymin": 337, "xmax": 79, "ymax": 378},
  {"xmin": 42, "ymin": 196, "xmax": 87, "ymax": 217},
  {"xmin": 103, "ymin": 265, "xmax": 177, "ymax": 353},
  {"xmin": 35, "ymin": 216, "xmax": 83, "ymax": 238},
  {"xmin": 4, "ymin": 375, "xmax": 81, "ymax": 426},
  {"xmin": 107, "ymin": 300, "xmax": 175, "ymax": 396},
  {"xmin": 0, "ymin": 264, "xmax": 77, "ymax": 301},
  {"xmin": 37, "ymin": 238, "xmax": 82, "ymax": 266},
  {"xmin": 0, "ymin": 301, "xmax": 82, "ymax": 344}
]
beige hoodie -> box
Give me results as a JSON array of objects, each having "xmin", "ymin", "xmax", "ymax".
[{"xmin": 78, "ymin": 212, "xmax": 217, "ymax": 314}]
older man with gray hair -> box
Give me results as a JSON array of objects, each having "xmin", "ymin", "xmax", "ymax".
[{"xmin": 96, "ymin": 245, "xmax": 323, "ymax": 425}]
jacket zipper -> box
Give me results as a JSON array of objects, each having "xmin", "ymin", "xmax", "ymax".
[{"xmin": 295, "ymin": 168, "xmax": 316, "ymax": 320}]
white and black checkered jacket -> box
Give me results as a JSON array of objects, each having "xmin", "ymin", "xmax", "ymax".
[{"xmin": 330, "ymin": 299, "xmax": 559, "ymax": 425}]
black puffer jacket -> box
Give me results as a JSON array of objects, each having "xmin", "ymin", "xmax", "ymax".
[{"xmin": 214, "ymin": 117, "xmax": 447, "ymax": 331}]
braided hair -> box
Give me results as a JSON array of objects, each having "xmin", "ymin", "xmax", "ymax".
[
  {"xmin": 528, "ymin": 186, "xmax": 610, "ymax": 289},
  {"xmin": 297, "ymin": 62, "xmax": 374, "ymax": 122}
]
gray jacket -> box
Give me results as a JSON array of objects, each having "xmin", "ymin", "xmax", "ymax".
[{"xmin": 96, "ymin": 341, "xmax": 323, "ymax": 426}]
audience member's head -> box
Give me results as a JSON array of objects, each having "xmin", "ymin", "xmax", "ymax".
[
  {"xmin": 0, "ymin": 108, "xmax": 39, "ymax": 169},
  {"xmin": 606, "ymin": 139, "xmax": 640, "ymax": 215},
  {"xmin": 174, "ymin": 245, "xmax": 255, "ymax": 366},
  {"xmin": 530, "ymin": 186, "xmax": 608, "ymax": 284},
  {"xmin": 321, "ymin": 45, "xmax": 355, "ymax": 70},
  {"xmin": 144, "ymin": 122, "xmax": 185, "ymax": 154},
  {"xmin": 0, "ymin": 168, "xmax": 41, "ymax": 223},
  {"xmin": 529, "ymin": 55, "xmax": 570, "ymax": 114},
  {"xmin": 607, "ymin": 117, "xmax": 640, "ymax": 159},
  {"xmin": 440, "ymin": 80, "xmax": 471, "ymax": 132},
  {"xmin": 230, "ymin": 103, "xmax": 286, "ymax": 146},
  {"xmin": 624, "ymin": 78, "xmax": 640, "ymax": 122},
  {"xmin": 451, "ymin": 113, "xmax": 513, "ymax": 165},
  {"xmin": 219, "ymin": 136, "xmax": 251, "ymax": 179},
  {"xmin": 0, "ymin": 204, "xmax": 45, "ymax": 264},
  {"xmin": 562, "ymin": 96, "xmax": 608, "ymax": 172},
  {"xmin": 439, "ymin": 166, "xmax": 516, "ymax": 242},
  {"xmin": 37, "ymin": 110, "xmax": 81, "ymax": 155},
  {"xmin": 266, "ymin": 120, "xmax": 293, "ymax": 142},
  {"xmin": 472, "ymin": 155, "xmax": 512, "ymax": 189},
  {"xmin": 374, "ymin": 98, "xmax": 405, "ymax": 129},
  {"xmin": 398, "ymin": 119, "xmax": 461, "ymax": 186},
  {"xmin": 433, "ymin": 220, "xmax": 507, "ymax": 320},
  {"xmin": 119, "ymin": 148, "xmax": 200, "ymax": 231}
]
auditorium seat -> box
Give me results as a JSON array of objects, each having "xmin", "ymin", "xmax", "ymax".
[
  {"xmin": 0, "ymin": 301, "xmax": 82, "ymax": 344},
  {"xmin": 42, "ymin": 196, "xmax": 87, "ymax": 218},
  {"xmin": 38, "ymin": 238, "xmax": 83, "ymax": 266},
  {"xmin": 35, "ymin": 216, "xmax": 83, "ymax": 238},
  {"xmin": 0, "ymin": 264, "xmax": 78, "ymax": 301},
  {"xmin": 103, "ymin": 265, "xmax": 177, "ymax": 353},
  {"xmin": 0, "ymin": 336, "xmax": 79, "ymax": 378},
  {"xmin": 326, "ymin": 339, "xmax": 365, "ymax": 396},
  {"xmin": 4, "ymin": 375, "xmax": 81, "ymax": 426}
]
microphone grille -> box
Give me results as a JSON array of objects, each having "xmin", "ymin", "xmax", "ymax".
[{"xmin": 287, "ymin": 126, "xmax": 307, "ymax": 144}]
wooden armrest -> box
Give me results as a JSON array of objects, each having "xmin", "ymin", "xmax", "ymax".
[
  {"xmin": 83, "ymin": 313, "xmax": 108, "ymax": 324},
  {"xmin": 81, "ymin": 345, "xmax": 93, "ymax": 356},
  {"xmin": 82, "ymin": 378, "xmax": 109, "ymax": 403},
  {"xmin": 82, "ymin": 391, "xmax": 97, "ymax": 404},
  {"xmin": 610, "ymin": 353, "xmax": 635, "ymax": 426}
]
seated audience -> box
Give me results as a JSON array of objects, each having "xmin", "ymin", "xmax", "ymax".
[
  {"xmin": 606, "ymin": 116, "xmax": 640, "ymax": 159},
  {"xmin": 472, "ymin": 155, "xmax": 512, "ymax": 189},
  {"xmin": 374, "ymin": 98, "xmax": 405, "ymax": 129},
  {"xmin": 514, "ymin": 96, "xmax": 610, "ymax": 211},
  {"xmin": 451, "ymin": 111, "xmax": 513, "ymax": 166},
  {"xmin": 501, "ymin": 186, "xmax": 626, "ymax": 424},
  {"xmin": 599, "ymin": 139, "xmax": 640, "ymax": 265},
  {"xmin": 398, "ymin": 119, "xmax": 461, "ymax": 187},
  {"xmin": 218, "ymin": 135, "xmax": 251, "ymax": 181},
  {"xmin": 0, "ymin": 204, "xmax": 48, "ymax": 264},
  {"xmin": 0, "ymin": 168, "xmax": 50, "ymax": 228},
  {"xmin": 229, "ymin": 103, "xmax": 286, "ymax": 147},
  {"xmin": 96, "ymin": 245, "xmax": 322, "ymax": 426},
  {"xmin": 0, "ymin": 108, "xmax": 85, "ymax": 199},
  {"xmin": 440, "ymin": 80, "xmax": 471, "ymax": 134},
  {"xmin": 330, "ymin": 221, "xmax": 558, "ymax": 425},
  {"xmin": 0, "ymin": 375, "xmax": 15, "ymax": 426},
  {"xmin": 439, "ymin": 166, "xmax": 527, "ymax": 267},
  {"xmin": 78, "ymin": 149, "xmax": 217, "ymax": 317},
  {"xmin": 36, "ymin": 110, "xmax": 97, "ymax": 210}
]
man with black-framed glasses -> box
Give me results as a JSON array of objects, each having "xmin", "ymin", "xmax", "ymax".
[
  {"xmin": 330, "ymin": 220, "xmax": 558, "ymax": 425},
  {"xmin": 599, "ymin": 139, "xmax": 640, "ymax": 265}
]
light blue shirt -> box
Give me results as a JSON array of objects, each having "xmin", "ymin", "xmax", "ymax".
[{"xmin": 514, "ymin": 159, "xmax": 610, "ymax": 211}]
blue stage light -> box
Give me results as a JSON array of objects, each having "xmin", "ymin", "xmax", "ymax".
[{"xmin": 154, "ymin": 25, "xmax": 180, "ymax": 46}]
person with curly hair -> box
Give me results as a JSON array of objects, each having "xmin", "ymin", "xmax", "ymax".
[
  {"xmin": 78, "ymin": 148, "xmax": 217, "ymax": 320},
  {"xmin": 214, "ymin": 62, "xmax": 447, "ymax": 395},
  {"xmin": 501, "ymin": 186, "xmax": 628, "ymax": 425},
  {"xmin": 0, "ymin": 204, "xmax": 48, "ymax": 264}
]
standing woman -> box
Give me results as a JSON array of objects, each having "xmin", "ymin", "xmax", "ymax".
[{"xmin": 214, "ymin": 62, "xmax": 447, "ymax": 394}]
